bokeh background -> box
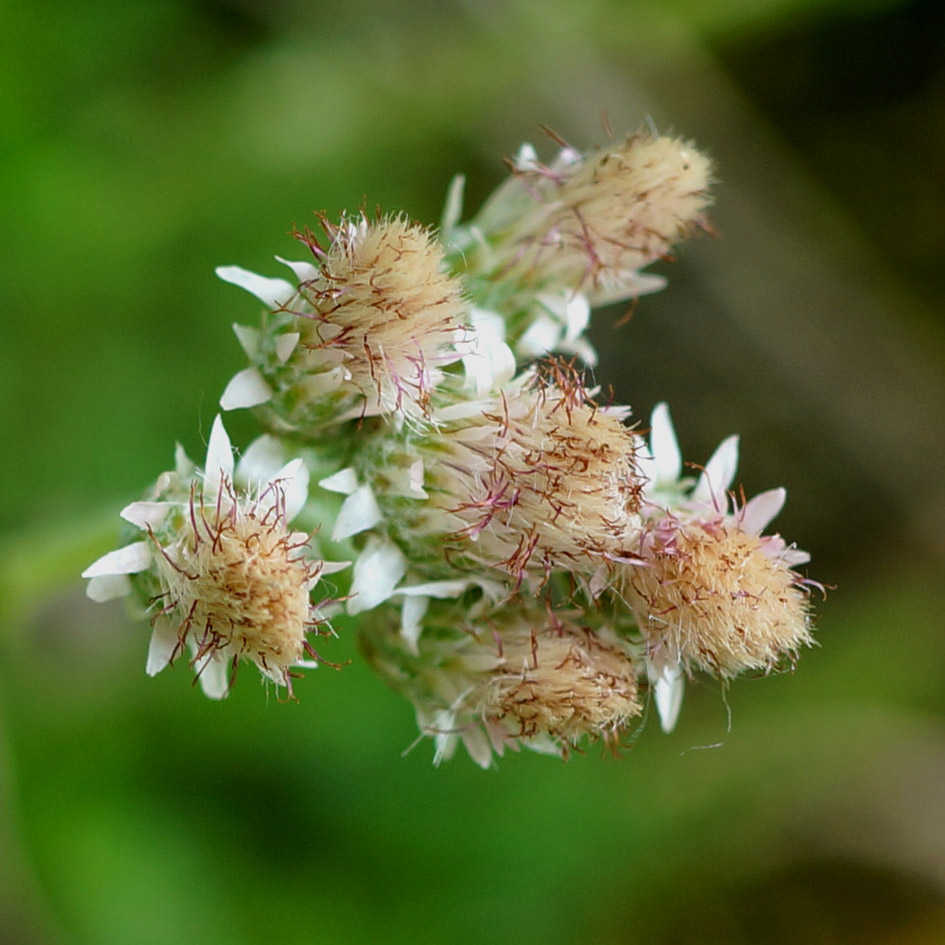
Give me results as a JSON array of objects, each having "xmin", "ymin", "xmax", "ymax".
[{"xmin": 2, "ymin": 0, "xmax": 944, "ymax": 942}]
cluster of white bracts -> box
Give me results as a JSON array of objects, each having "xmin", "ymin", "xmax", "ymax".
[{"xmin": 84, "ymin": 130, "xmax": 816, "ymax": 765}]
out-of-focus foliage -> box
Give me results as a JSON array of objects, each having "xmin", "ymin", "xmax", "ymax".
[{"xmin": 2, "ymin": 0, "xmax": 944, "ymax": 942}]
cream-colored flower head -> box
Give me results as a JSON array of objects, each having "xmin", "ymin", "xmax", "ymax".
[
  {"xmin": 626, "ymin": 513, "xmax": 812, "ymax": 680},
  {"xmin": 419, "ymin": 364, "xmax": 644, "ymax": 582},
  {"xmin": 218, "ymin": 214, "xmax": 468, "ymax": 431},
  {"xmin": 468, "ymin": 133, "xmax": 712, "ymax": 306},
  {"xmin": 617, "ymin": 402, "xmax": 814, "ymax": 731},
  {"xmin": 481, "ymin": 618, "xmax": 641, "ymax": 747},
  {"xmin": 83, "ymin": 417, "xmax": 339, "ymax": 698},
  {"xmin": 383, "ymin": 601, "xmax": 642, "ymax": 767}
]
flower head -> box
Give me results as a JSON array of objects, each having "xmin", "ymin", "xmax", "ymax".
[
  {"xmin": 616, "ymin": 403, "xmax": 814, "ymax": 729},
  {"xmin": 402, "ymin": 364, "xmax": 645, "ymax": 583},
  {"xmin": 626, "ymin": 512, "xmax": 812, "ymax": 680},
  {"xmin": 364, "ymin": 598, "xmax": 642, "ymax": 767},
  {"xmin": 481, "ymin": 618, "xmax": 642, "ymax": 747},
  {"xmin": 83, "ymin": 417, "xmax": 333, "ymax": 698},
  {"xmin": 461, "ymin": 133, "xmax": 712, "ymax": 308},
  {"xmin": 219, "ymin": 214, "xmax": 469, "ymax": 430}
]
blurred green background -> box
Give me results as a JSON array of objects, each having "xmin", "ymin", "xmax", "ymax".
[{"xmin": 2, "ymin": 0, "xmax": 944, "ymax": 942}]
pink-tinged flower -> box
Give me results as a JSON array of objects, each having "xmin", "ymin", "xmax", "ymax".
[
  {"xmin": 83, "ymin": 417, "xmax": 342, "ymax": 698},
  {"xmin": 621, "ymin": 404, "xmax": 815, "ymax": 731}
]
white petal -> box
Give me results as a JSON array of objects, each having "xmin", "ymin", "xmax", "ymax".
[
  {"xmin": 778, "ymin": 545, "xmax": 811, "ymax": 567},
  {"xmin": 332, "ymin": 485, "xmax": 382, "ymax": 541},
  {"xmin": 194, "ymin": 652, "xmax": 230, "ymax": 700},
  {"xmin": 440, "ymin": 173, "xmax": 466, "ymax": 237},
  {"xmin": 394, "ymin": 579, "xmax": 476, "ymax": 599},
  {"xmin": 485, "ymin": 718, "xmax": 513, "ymax": 757},
  {"xmin": 564, "ymin": 292, "xmax": 590, "ymax": 340},
  {"xmin": 347, "ymin": 537, "xmax": 406, "ymax": 615},
  {"xmin": 263, "ymin": 457, "xmax": 309, "ymax": 523},
  {"xmin": 462, "ymin": 308, "xmax": 516, "ymax": 396},
  {"xmin": 513, "ymin": 143, "xmax": 539, "ymax": 170},
  {"xmin": 298, "ymin": 365, "xmax": 347, "ymax": 399},
  {"xmin": 319, "ymin": 467, "xmax": 359, "ymax": 495},
  {"xmin": 434, "ymin": 400, "xmax": 494, "ymax": 423},
  {"xmin": 524, "ymin": 734, "xmax": 563, "ymax": 758},
  {"xmin": 516, "ymin": 315, "xmax": 560, "ymax": 360},
  {"xmin": 559, "ymin": 335, "xmax": 599, "ymax": 367},
  {"xmin": 626, "ymin": 271, "xmax": 667, "ymax": 296},
  {"xmin": 385, "ymin": 459, "xmax": 428, "ymax": 500},
  {"xmin": 120, "ymin": 501, "xmax": 174, "ymax": 530},
  {"xmin": 462, "ymin": 727, "xmax": 495, "ymax": 769},
  {"xmin": 274, "ymin": 332, "xmax": 299, "ymax": 363},
  {"xmin": 215, "ymin": 265, "xmax": 294, "ymax": 308},
  {"xmin": 146, "ymin": 619, "xmax": 179, "ymax": 676},
  {"xmin": 408, "ymin": 460, "xmax": 426, "ymax": 498},
  {"xmin": 432, "ymin": 710, "xmax": 459, "ymax": 765},
  {"xmin": 530, "ymin": 290, "xmax": 588, "ymax": 344},
  {"xmin": 741, "ymin": 488, "xmax": 786, "ymax": 536},
  {"xmin": 86, "ymin": 574, "xmax": 132, "ymax": 602},
  {"xmin": 588, "ymin": 565, "xmax": 609, "ymax": 600},
  {"xmin": 220, "ymin": 368, "xmax": 273, "ymax": 411},
  {"xmin": 650, "ymin": 661, "xmax": 685, "ymax": 733},
  {"xmin": 463, "ymin": 343, "xmax": 516, "ymax": 396},
  {"xmin": 650, "ymin": 403, "xmax": 682, "ymax": 484},
  {"xmin": 400, "ymin": 595, "xmax": 429, "ymax": 654},
  {"xmin": 276, "ymin": 256, "xmax": 319, "ymax": 282},
  {"xmin": 394, "ymin": 576, "xmax": 506, "ymax": 604},
  {"xmin": 587, "ymin": 270, "xmax": 667, "ymax": 306},
  {"xmin": 82, "ymin": 541, "xmax": 152, "ymax": 578},
  {"xmin": 174, "ymin": 443, "xmax": 195, "ymax": 478},
  {"xmin": 232, "ymin": 323, "xmax": 260, "ymax": 358},
  {"xmin": 236, "ymin": 434, "xmax": 285, "ymax": 488},
  {"xmin": 203, "ymin": 415, "xmax": 234, "ymax": 494},
  {"xmin": 552, "ymin": 145, "xmax": 581, "ymax": 169},
  {"xmin": 319, "ymin": 559, "xmax": 352, "ymax": 575},
  {"xmin": 694, "ymin": 435, "xmax": 739, "ymax": 508}
]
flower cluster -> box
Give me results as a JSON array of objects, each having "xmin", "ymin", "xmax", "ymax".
[{"xmin": 85, "ymin": 127, "xmax": 818, "ymax": 764}]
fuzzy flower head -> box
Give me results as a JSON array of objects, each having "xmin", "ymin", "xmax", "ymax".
[
  {"xmin": 461, "ymin": 132, "xmax": 713, "ymax": 308},
  {"xmin": 400, "ymin": 364, "xmax": 645, "ymax": 583},
  {"xmin": 364, "ymin": 599, "xmax": 642, "ymax": 767},
  {"xmin": 626, "ymin": 512, "xmax": 812, "ymax": 680},
  {"xmin": 617, "ymin": 403, "xmax": 815, "ymax": 729},
  {"xmin": 481, "ymin": 617, "xmax": 642, "ymax": 748},
  {"xmin": 83, "ymin": 417, "xmax": 333, "ymax": 698},
  {"xmin": 219, "ymin": 214, "xmax": 468, "ymax": 431}
]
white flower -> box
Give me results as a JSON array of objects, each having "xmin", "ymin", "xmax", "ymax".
[{"xmin": 83, "ymin": 416, "xmax": 331, "ymax": 699}]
